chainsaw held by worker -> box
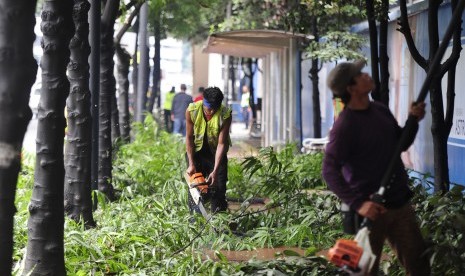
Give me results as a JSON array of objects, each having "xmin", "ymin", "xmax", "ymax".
[
  {"xmin": 328, "ymin": 225, "xmax": 376, "ymax": 275},
  {"xmin": 184, "ymin": 172, "xmax": 211, "ymax": 220}
]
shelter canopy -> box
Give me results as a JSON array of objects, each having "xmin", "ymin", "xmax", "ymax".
[{"xmin": 203, "ymin": 29, "xmax": 312, "ymax": 58}]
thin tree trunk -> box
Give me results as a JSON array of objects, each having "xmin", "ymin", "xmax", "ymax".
[
  {"xmin": 24, "ymin": 1, "xmax": 74, "ymax": 274},
  {"xmin": 378, "ymin": 0, "xmax": 390, "ymax": 105},
  {"xmin": 113, "ymin": 2, "xmax": 142, "ymax": 142},
  {"xmin": 247, "ymin": 58, "xmax": 257, "ymax": 120},
  {"xmin": 116, "ymin": 45, "xmax": 131, "ymax": 142},
  {"xmin": 147, "ymin": 10, "xmax": 161, "ymax": 114},
  {"xmin": 430, "ymin": 81, "xmax": 450, "ymax": 192},
  {"xmin": 365, "ymin": 0, "xmax": 380, "ymax": 101},
  {"xmin": 310, "ymin": 17, "xmax": 321, "ymax": 138},
  {"xmin": 0, "ymin": 1, "xmax": 37, "ymax": 273},
  {"xmin": 136, "ymin": 2, "xmax": 149, "ymax": 123},
  {"xmin": 64, "ymin": 0, "xmax": 95, "ymax": 228},
  {"xmin": 111, "ymin": 91, "xmax": 120, "ymax": 144},
  {"xmin": 131, "ymin": 29, "xmax": 139, "ymax": 116},
  {"xmin": 98, "ymin": 0, "xmax": 119, "ymax": 201}
]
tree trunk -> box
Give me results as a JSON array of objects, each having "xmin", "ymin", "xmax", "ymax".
[
  {"xmin": 111, "ymin": 90, "xmax": 120, "ymax": 144},
  {"xmin": 64, "ymin": 0, "xmax": 95, "ymax": 227},
  {"xmin": 131, "ymin": 24, "xmax": 139, "ymax": 115},
  {"xmin": 378, "ymin": 0, "xmax": 390, "ymax": 105},
  {"xmin": 116, "ymin": 45, "xmax": 131, "ymax": 142},
  {"xmin": 309, "ymin": 17, "xmax": 321, "ymax": 138},
  {"xmin": 247, "ymin": 58, "xmax": 257, "ymax": 120},
  {"xmin": 24, "ymin": 1, "xmax": 74, "ymax": 274},
  {"xmin": 398, "ymin": 0, "xmax": 461, "ymax": 193},
  {"xmin": 135, "ymin": 2, "xmax": 149, "ymax": 123},
  {"xmin": 430, "ymin": 81, "xmax": 450, "ymax": 192},
  {"xmin": 113, "ymin": 2, "xmax": 142, "ymax": 143},
  {"xmin": 147, "ymin": 11, "xmax": 161, "ymax": 114},
  {"xmin": 0, "ymin": 1, "xmax": 37, "ymax": 273},
  {"xmin": 365, "ymin": 0, "xmax": 380, "ymax": 101},
  {"xmin": 98, "ymin": 0, "xmax": 119, "ymax": 201}
]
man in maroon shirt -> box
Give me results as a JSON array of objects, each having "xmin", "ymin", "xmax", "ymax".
[{"xmin": 323, "ymin": 61, "xmax": 430, "ymax": 275}]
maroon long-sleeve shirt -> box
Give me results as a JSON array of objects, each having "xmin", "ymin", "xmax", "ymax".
[{"xmin": 322, "ymin": 101, "xmax": 418, "ymax": 211}]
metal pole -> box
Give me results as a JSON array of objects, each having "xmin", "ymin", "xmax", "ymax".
[
  {"xmin": 89, "ymin": 0, "xmax": 100, "ymax": 193},
  {"xmin": 136, "ymin": 2, "xmax": 148, "ymax": 123}
]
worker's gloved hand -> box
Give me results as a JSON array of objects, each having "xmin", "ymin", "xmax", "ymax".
[
  {"xmin": 409, "ymin": 102, "xmax": 426, "ymax": 122},
  {"xmin": 206, "ymin": 170, "xmax": 218, "ymax": 186},
  {"xmin": 357, "ymin": 201, "xmax": 387, "ymax": 221},
  {"xmin": 186, "ymin": 165, "xmax": 196, "ymax": 176}
]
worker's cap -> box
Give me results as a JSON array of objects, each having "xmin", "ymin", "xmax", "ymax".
[{"xmin": 327, "ymin": 60, "xmax": 366, "ymax": 97}]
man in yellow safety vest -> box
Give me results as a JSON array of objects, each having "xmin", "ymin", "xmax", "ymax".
[
  {"xmin": 163, "ymin": 86, "xmax": 175, "ymax": 133},
  {"xmin": 185, "ymin": 87, "xmax": 232, "ymax": 214}
]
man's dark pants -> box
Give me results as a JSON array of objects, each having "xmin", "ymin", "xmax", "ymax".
[
  {"xmin": 186, "ymin": 148, "xmax": 228, "ymax": 214},
  {"xmin": 164, "ymin": 109, "xmax": 172, "ymax": 133}
]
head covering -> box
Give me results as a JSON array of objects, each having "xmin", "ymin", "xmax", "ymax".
[
  {"xmin": 327, "ymin": 60, "xmax": 366, "ymax": 97},
  {"xmin": 203, "ymin": 99, "xmax": 214, "ymax": 109}
]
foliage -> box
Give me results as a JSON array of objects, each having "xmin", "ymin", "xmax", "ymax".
[
  {"xmin": 305, "ymin": 31, "xmax": 367, "ymax": 62},
  {"xmin": 13, "ymin": 118, "xmax": 465, "ymax": 274},
  {"xmin": 411, "ymin": 176, "xmax": 465, "ymax": 275}
]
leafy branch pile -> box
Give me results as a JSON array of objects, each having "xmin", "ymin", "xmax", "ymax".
[{"xmin": 13, "ymin": 116, "xmax": 465, "ymax": 275}]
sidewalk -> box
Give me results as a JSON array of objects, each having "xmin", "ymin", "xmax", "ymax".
[{"xmin": 228, "ymin": 122, "xmax": 261, "ymax": 158}]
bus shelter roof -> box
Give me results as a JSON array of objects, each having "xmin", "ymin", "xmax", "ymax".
[{"xmin": 203, "ymin": 29, "xmax": 312, "ymax": 58}]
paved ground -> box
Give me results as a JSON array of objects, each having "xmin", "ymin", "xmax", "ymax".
[{"xmin": 229, "ymin": 122, "xmax": 261, "ymax": 158}]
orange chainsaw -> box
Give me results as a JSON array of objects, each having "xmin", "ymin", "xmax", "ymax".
[
  {"xmin": 184, "ymin": 172, "xmax": 210, "ymax": 220},
  {"xmin": 327, "ymin": 226, "xmax": 376, "ymax": 275}
]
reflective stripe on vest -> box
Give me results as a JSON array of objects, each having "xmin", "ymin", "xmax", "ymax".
[{"xmin": 188, "ymin": 101, "xmax": 231, "ymax": 153}]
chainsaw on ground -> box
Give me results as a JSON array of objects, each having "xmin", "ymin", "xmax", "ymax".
[{"xmin": 184, "ymin": 172, "xmax": 211, "ymax": 220}]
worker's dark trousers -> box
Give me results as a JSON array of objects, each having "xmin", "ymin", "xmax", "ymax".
[
  {"xmin": 163, "ymin": 109, "xmax": 172, "ymax": 133},
  {"xmin": 186, "ymin": 149, "xmax": 228, "ymax": 214},
  {"xmin": 368, "ymin": 203, "xmax": 430, "ymax": 276}
]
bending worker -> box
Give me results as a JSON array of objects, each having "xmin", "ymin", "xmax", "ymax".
[
  {"xmin": 322, "ymin": 60, "xmax": 430, "ymax": 275},
  {"xmin": 185, "ymin": 87, "xmax": 232, "ymax": 213}
]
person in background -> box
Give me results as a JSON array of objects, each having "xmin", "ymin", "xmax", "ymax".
[
  {"xmin": 240, "ymin": 85, "xmax": 251, "ymax": 129},
  {"xmin": 185, "ymin": 87, "xmax": 232, "ymax": 214},
  {"xmin": 193, "ymin": 86, "xmax": 204, "ymax": 102},
  {"xmin": 171, "ymin": 84, "xmax": 193, "ymax": 136},
  {"xmin": 322, "ymin": 60, "xmax": 430, "ymax": 275},
  {"xmin": 163, "ymin": 86, "xmax": 175, "ymax": 133}
]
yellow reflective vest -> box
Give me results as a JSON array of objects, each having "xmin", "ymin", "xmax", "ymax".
[
  {"xmin": 163, "ymin": 91, "xmax": 175, "ymax": 110},
  {"xmin": 188, "ymin": 101, "xmax": 232, "ymax": 153}
]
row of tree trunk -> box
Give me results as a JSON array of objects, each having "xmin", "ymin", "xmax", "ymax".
[{"xmin": 0, "ymin": 0, "xmax": 152, "ymax": 274}]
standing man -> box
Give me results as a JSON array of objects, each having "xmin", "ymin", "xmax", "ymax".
[
  {"xmin": 193, "ymin": 86, "xmax": 204, "ymax": 102},
  {"xmin": 185, "ymin": 87, "xmax": 232, "ymax": 213},
  {"xmin": 163, "ymin": 86, "xmax": 175, "ymax": 133},
  {"xmin": 240, "ymin": 85, "xmax": 251, "ymax": 129},
  {"xmin": 171, "ymin": 84, "xmax": 193, "ymax": 136},
  {"xmin": 322, "ymin": 61, "xmax": 430, "ymax": 275}
]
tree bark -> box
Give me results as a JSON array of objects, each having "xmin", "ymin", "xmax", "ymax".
[
  {"xmin": 309, "ymin": 17, "xmax": 321, "ymax": 138},
  {"xmin": 378, "ymin": 0, "xmax": 390, "ymax": 105},
  {"xmin": 64, "ymin": 0, "xmax": 95, "ymax": 228},
  {"xmin": 115, "ymin": 45, "xmax": 131, "ymax": 142},
  {"xmin": 113, "ymin": 2, "xmax": 141, "ymax": 142},
  {"xmin": 110, "ymin": 90, "xmax": 120, "ymax": 144},
  {"xmin": 24, "ymin": 0, "xmax": 74, "ymax": 274},
  {"xmin": 0, "ymin": 1, "xmax": 37, "ymax": 273},
  {"xmin": 147, "ymin": 10, "xmax": 161, "ymax": 114},
  {"xmin": 98, "ymin": 0, "xmax": 119, "ymax": 201},
  {"xmin": 365, "ymin": 0, "xmax": 380, "ymax": 101}
]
